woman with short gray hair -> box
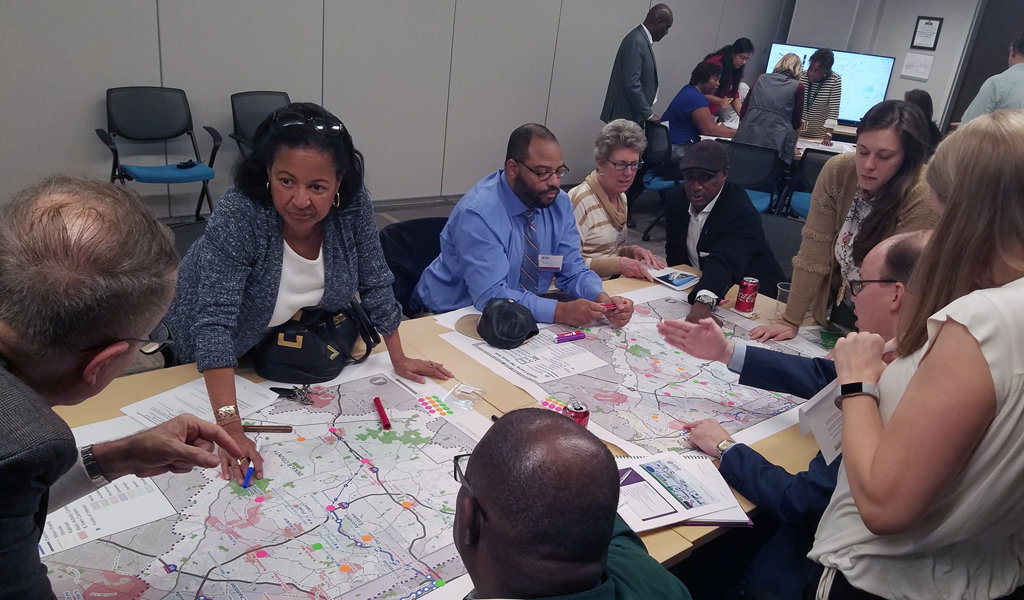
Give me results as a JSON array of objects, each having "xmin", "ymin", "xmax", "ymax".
[{"xmin": 568, "ymin": 119, "xmax": 665, "ymax": 280}]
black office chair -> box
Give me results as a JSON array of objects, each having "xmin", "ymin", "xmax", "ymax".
[
  {"xmin": 782, "ymin": 149, "xmax": 834, "ymax": 218},
  {"xmin": 715, "ymin": 139, "xmax": 785, "ymax": 214},
  {"xmin": 379, "ymin": 217, "xmax": 448, "ymax": 317},
  {"xmin": 168, "ymin": 220, "xmax": 208, "ymax": 259},
  {"xmin": 760, "ymin": 214, "xmax": 805, "ymax": 281},
  {"xmin": 95, "ymin": 87, "xmax": 221, "ymax": 221},
  {"xmin": 229, "ymin": 91, "xmax": 291, "ymax": 153},
  {"xmin": 637, "ymin": 122, "xmax": 682, "ymax": 242}
]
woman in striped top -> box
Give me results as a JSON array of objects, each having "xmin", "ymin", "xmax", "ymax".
[
  {"xmin": 569, "ymin": 120, "xmax": 666, "ymax": 281},
  {"xmin": 800, "ymin": 48, "xmax": 843, "ymax": 144}
]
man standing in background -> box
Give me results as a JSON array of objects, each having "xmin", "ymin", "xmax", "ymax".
[
  {"xmin": 961, "ymin": 30, "xmax": 1024, "ymax": 123},
  {"xmin": 601, "ymin": 4, "xmax": 673, "ymax": 125}
]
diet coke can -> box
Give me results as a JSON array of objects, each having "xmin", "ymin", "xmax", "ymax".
[
  {"xmin": 562, "ymin": 399, "xmax": 590, "ymax": 428},
  {"xmin": 735, "ymin": 277, "xmax": 759, "ymax": 313}
]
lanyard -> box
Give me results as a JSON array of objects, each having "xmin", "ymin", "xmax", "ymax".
[{"xmin": 806, "ymin": 77, "xmax": 826, "ymax": 111}]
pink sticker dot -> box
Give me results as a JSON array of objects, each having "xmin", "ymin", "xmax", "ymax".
[
  {"xmin": 254, "ymin": 497, "xmax": 264, "ymax": 503},
  {"xmin": 256, "ymin": 550, "xmax": 268, "ymax": 558},
  {"xmin": 700, "ymin": 381, "xmax": 708, "ymax": 385},
  {"xmin": 428, "ymin": 409, "xmax": 436, "ymax": 413},
  {"xmin": 326, "ymin": 505, "xmax": 336, "ymax": 511},
  {"xmin": 541, "ymin": 401, "xmax": 549, "ymax": 407},
  {"xmin": 361, "ymin": 459, "xmax": 371, "ymax": 464},
  {"xmin": 555, "ymin": 407, "xmax": 563, "ymax": 412},
  {"xmin": 329, "ymin": 427, "xmax": 337, "ymax": 433},
  {"xmin": 644, "ymin": 374, "xmax": 651, "ymax": 378},
  {"xmin": 664, "ymin": 392, "xmax": 670, "ymax": 396}
]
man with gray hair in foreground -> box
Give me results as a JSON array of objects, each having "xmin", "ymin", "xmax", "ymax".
[
  {"xmin": 453, "ymin": 408, "xmax": 692, "ymax": 599},
  {"xmin": 0, "ymin": 176, "xmax": 242, "ymax": 599}
]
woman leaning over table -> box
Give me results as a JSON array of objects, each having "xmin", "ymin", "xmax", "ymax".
[
  {"xmin": 750, "ymin": 100, "xmax": 937, "ymax": 341},
  {"xmin": 165, "ymin": 103, "xmax": 452, "ymax": 484},
  {"xmin": 568, "ymin": 119, "xmax": 666, "ymax": 282},
  {"xmin": 733, "ymin": 53, "xmax": 805, "ymax": 166},
  {"xmin": 809, "ymin": 110, "xmax": 1024, "ymax": 600}
]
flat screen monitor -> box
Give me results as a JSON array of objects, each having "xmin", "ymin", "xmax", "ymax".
[{"xmin": 765, "ymin": 43, "xmax": 895, "ymax": 126}]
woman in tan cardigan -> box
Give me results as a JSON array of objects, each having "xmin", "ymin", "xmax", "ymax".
[
  {"xmin": 751, "ymin": 100, "xmax": 938, "ymax": 341},
  {"xmin": 569, "ymin": 119, "xmax": 666, "ymax": 281}
]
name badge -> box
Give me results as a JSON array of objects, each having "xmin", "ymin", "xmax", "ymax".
[
  {"xmin": 538, "ymin": 254, "xmax": 563, "ymax": 271},
  {"xmin": 615, "ymin": 227, "xmax": 627, "ymax": 247}
]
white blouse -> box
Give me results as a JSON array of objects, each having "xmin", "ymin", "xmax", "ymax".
[{"xmin": 268, "ymin": 242, "xmax": 325, "ymax": 327}]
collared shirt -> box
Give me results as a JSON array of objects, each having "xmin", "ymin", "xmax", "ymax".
[
  {"xmin": 685, "ymin": 187, "xmax": 723, "ymax": 273},
  {"xmin": 413, "ymin": 170, "xmax": 605, "ymax": 323},
  {"xmin": 640, "ymin": 25, "xmax": 658, "ymax": 107},
  {"xmin": 961, "ymin": 62, "xmax": 1024, "ymax": 123}
]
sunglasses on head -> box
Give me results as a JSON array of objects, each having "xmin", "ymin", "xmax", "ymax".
[{"xmin": 272, "ymin": 110, "xmax": 344, "ymax": 137}]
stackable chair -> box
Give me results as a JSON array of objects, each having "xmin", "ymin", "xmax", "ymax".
[
  {"xmin": 783, "ymin": 149, "xmax": 833, "ymax": 218},
  {"xmin": 379, "ymin": 217, "xmax": 449, "ymax": 317},
  {"xmin": 95, "ymin": 86, "xmax": 221, "ymax": 221},
  {"xmin": 229, "ymin": 91, "xmax": 291, "ymax": 153},
  {"xmin": 715, "ymin": 139, "xmax": 785, "ymax": 214},
  {"xmin": 638, "ymin": 121, "xmax": 682, "ymax": 242}
]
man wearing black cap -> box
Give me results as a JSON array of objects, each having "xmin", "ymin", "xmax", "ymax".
[{"xmin": 664, "ymin": 140, "xmax": 785, "ymax": 323}]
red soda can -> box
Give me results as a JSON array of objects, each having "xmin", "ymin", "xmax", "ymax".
[
  {"xmin": 735, "ymin": 277, "xmax": 759, "ymax": 313},
  {"xmin": 562, "ymin": 399, "xmax": 590, "ymax": 428}
]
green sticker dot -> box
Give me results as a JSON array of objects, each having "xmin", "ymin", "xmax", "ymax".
[
  {"xmin": 311, "ymin": 543, "xmax": 323, "ymax": 550},
  {"xmin": 728, "ymin": 393, "xmax": 736, "ymax": 396},
  {"xmin": 669, "ymin": 382, "xmax": 676, "ymax": 386},
  {"xmin": 693, "ymin": 380, "xmax": 700, "ymax": 383},
  {"xmin": 439, "ymin": 405, "xmax": 449, "ymax": 411},
  {"xmin": 432, "ymin": 395, "xmax": 439, "ymax": 400},
  {"xmin": 434, "ymin": 580, "xmax": 446, "ymax": 587},
  {"xmin": 674, "ymin": 351, "xmax": 681, "ymax": 354}
]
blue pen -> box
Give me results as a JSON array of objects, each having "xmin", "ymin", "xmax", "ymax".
[{"xmin": 243, "ymin": 438, "xmax": 262, "ymax": 489}]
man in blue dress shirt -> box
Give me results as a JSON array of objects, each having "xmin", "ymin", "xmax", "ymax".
[{"xmin": 412, "ymin": 124, "xmax": 634, "ymax": 327}]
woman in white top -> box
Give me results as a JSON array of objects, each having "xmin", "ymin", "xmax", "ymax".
[
  {"xmin": 568, "ymin": 119, "xmax": 665, "ymax": 280},
  {"xmin": 812, "ymin": 109, "xmax": 1024, "ymax": 599}
]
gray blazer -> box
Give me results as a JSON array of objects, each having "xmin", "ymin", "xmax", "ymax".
[{"xmin": 601, "ymin": 25, "xmax": 658, "ymax": 124}]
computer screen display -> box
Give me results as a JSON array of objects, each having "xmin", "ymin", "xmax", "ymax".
[{"xmin": 765, "ymin": 43, "xmax": 895, "ymax": 125}]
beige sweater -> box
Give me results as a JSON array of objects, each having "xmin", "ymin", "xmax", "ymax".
[
  {"xmin": 782, "ymin": 152, "xmax": 937, "ymax": 329},
  {"xmin": 568, "ymin": 171, "xmax": 637, "ymax": 278}
]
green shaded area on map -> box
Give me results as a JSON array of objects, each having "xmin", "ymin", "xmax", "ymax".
[
  {"xmin": 227, "ymin": 477, "xmax": 273, "ymax": 497},
  {"xmin": 627, "ymin": 345, "xmax": 651, "ymax": 358},
  {"xmin": 356, "ymin": 426, "xmax": 431, "ymax": 445}
]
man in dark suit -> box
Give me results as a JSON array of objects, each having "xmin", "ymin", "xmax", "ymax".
[
  {"xmin": 659, "ymin": 230, "xmax": 931, "ymax": 599},
  {"xmin": 662, "ymin": 139, "xmax": 785, "ymax": 322},
  {"xmin": 0, "ymin": 177, "xmax": 242, "ymax": 599},
  {"xmin": 601, "ymin": 4, "xmax": 672, "ymax": 125}
]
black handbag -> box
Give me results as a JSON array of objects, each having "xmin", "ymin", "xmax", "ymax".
[{"xmin": 251, "ymin": 301, "xmax": 381, "ymax": 384}]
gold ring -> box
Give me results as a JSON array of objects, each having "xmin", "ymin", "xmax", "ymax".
[{"xmin": 428, "ymin": 362, "xmax": 434, "ymax": 368}]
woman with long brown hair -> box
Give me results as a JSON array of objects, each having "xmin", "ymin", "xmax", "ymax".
[
  {"xmin": 810, "ymin": 110, "xmax": 1024, "ymax": 599},
  {"xmin": 751, "ymin": 100, "xmax": 937, "ymax": 341}
]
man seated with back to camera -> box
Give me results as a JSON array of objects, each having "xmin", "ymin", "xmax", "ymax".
[
  {"xmin": 663, "ymin": 139, "xmax": 785, "ymax": 323},
  {"xmin": 453, "ymin": 408, "xmax": 692, "ymax": 600},
  {"xmin": 0, "ymin": 177, "xmax": 242, "ymax": 599},
  {"xmin": 657, "ymin": 230, "xmax": 931, "ymax": 600},
  {"xmin": 411, "ymin": 124, "xmax": 634, "ymax": 328}
]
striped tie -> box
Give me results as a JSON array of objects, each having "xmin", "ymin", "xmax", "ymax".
[{"xmin": 519, "ymin": 209, "xmax": 540, "ymax": 294}]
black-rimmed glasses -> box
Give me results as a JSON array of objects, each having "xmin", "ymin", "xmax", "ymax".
[
  {"xmin": 515, "ymin": 160, "xmax": 569, "ymax": 182},
  {"xmin": 80, "ymin": 321, "xmax": 173, "ymax": 356},
  {"xmin": 849, "ymin": 279, "xmax": 897, "ymax": 296},
  {"xmin": 273, "ymin": 110, "xmax": 344, "ymax": 136},
  {"xmin": 606, "ymin": 159, "xmax": 644, "ymax": 172},
  {"xmin": 453, "ymin": 453, "xmax": 487, "ymax": 519}
]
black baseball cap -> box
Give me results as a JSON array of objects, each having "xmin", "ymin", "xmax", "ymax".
[
  {"xmin": 678, "ymin": 140, "xmax": 730, "ymax": 174},
  {"xmin": 473, "ymin": 298, "xmax": 540, "ymax": 349}
]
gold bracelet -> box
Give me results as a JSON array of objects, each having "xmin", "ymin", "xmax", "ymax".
[{"xmin": 214, "ymin": 404, "xmax": 239, "ymax": 424}]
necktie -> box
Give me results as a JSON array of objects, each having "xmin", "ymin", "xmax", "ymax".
[{"xmin": 519, "ymin": 209, "xmax": 540, "ymax": 294}]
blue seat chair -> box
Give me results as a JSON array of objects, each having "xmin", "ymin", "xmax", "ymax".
[
  {"xmin": 96, "ymin": 86, "xmax": 222, "ymax": 221},
  {"xmin": 782, "ymin": 148, "xmax": 834, "ymax": 219}
]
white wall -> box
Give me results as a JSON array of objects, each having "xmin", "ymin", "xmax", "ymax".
[
  {"xmin": 789, "ymin": 0, "xmax": 984, "ymax": 128},
  {"xmin": 0, "ymin": 0, "xmax": 795, "ymax": 217}
]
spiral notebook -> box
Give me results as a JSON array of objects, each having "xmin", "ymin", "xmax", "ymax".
[{"xmin": 616, "ymin": 452, "xmax": 750, "ymax": 532}]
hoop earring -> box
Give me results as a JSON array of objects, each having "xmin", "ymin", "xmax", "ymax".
[
  {"xmin": 333, "ymin": 192, "xmax": 341, "ymax": 208},
  {"xmin": 266, "ymin": 182, "xmax": 270, "ymax": 192},
  {"xmin": 597, "ymin": 169, "xmax": 604, "ymax": 175}
]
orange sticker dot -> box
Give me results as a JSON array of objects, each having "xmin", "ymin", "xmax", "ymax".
[
  {"xmin": 339, "ymin": 565, "xmax": 351, "ymax": 573},
  {"xmin": 401, "ymin": 501, "xmax": 412, "ymax": 508},
  {"xmin": 296, "ymin": 437, "xmax": 306, "ymax": 442},
  {"xmin": 651, "ymin": 415, "xmax": 659, "ymax": 419},
  {"xmin": 361, "ymin": 535, "xmax": 372, "ymax": 542}
]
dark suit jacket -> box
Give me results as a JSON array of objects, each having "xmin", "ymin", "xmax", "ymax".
[
  {"xmin": 719, "ymin": 346, "xmax": 841, "ymax": 600},
  {"xmin": 601, "ymin": 26, "xmax": 658, "ymax": 124},
  {"xmin": 664, "ymin": 181, "xmax": 785, "ymax": 303}
]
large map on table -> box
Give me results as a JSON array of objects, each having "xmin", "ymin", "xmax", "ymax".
[
  {"xmin": 45, "ymin": 374, "xmax": 477, "ymax": 600},
  {"xmin": 471, "ymin": 297, "xmax": 824, "ymax": 456}
]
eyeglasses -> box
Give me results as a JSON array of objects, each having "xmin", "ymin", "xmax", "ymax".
[
  {"xmin": 273, "ymin": 110, "xmax": 344, "ymax": 136},
  {"xmin": 515, "ymin": 160, "xmax": 569, "ymax": 182},
  {"xmin": 736, "ymin": 53, "xmax": 752, "ymax": 64},
  {"xmin": 453, "ymin": 453, "xmax": 488, "ymax": 519},
  {"xmin": 606, "ymin": 159, "xmax": 644, "ymax": 172},
  {"xmin": 849, "ymin": 279, "xmax": 897, "ymax": 296},
  {"xmin": 80, "ymin": 321, "xmax": 173, "ymax": 356}
]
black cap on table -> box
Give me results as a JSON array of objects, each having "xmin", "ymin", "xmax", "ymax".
[{"xmin": 477, "ymin": 298, "xmax": 539, "ymax": 349}]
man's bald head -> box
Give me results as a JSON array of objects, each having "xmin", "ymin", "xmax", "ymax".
[
  {"xmin": 853, "ymin": 230, "xmax": 931, "ymax": 339},
  {"xmin": 456, "ymin": 408, "xmax": 619, "ymax": 597},
  {"xmin": 644, "ymin": 4, "xmax": 673, "ymax": 42}
]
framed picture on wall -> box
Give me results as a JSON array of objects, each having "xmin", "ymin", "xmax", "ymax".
[{"xmin": 911, "ymin": 16, "xmax": 943, "ymax": 51}]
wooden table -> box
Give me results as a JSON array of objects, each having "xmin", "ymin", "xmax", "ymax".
[{"xmin": 54, "ymin": 270, "xmax": 821, "ymax": 568}]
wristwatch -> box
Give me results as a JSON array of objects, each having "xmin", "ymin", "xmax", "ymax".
[
  {"xmin": 833, "ymin": 382, "xmax": 880, "ymax": 410},
  {"xmin": 695, "ymin": 291, "xmax": 717, "ymax": 309},
  {"xmin": 81, "ymin": 444, "xmax": 110, "ymax": 487},
  {"xmin": 715, "ymin": 439, "xmax": 735, "ymax": 458},
  {"xmin": 215, "ymin": 404, "xmax": 240, "ymax": 424}
]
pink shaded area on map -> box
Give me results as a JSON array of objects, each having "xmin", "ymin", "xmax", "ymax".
[
  {"xmin": 80, "ymin": 572, "xmax": 149, "ymax": 599},
  {"xmin": 204, "ymin": 505, "xmax": 263, "ymax": 538},
  {"xmin": 593, "ymin": 390, "xmax": 629, "ymax": 404}
]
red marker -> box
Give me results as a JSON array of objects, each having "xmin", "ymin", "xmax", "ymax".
[
  {"xmin": 601, "ymin": 303, "xmax": 617, "ymax": 310},
  {"xmin": 373, "ymin": 397, "xmax": 392, "ymax": 430}
]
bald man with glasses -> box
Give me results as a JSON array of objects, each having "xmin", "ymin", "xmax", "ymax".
[{"xmin": 412, "ymin": 124, "xmax": 634, "ymax": 328}]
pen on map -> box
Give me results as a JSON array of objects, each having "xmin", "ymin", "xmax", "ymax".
[
  {"xmin": 243, "ymin": 425, "xmax": 293, "ymax": 433},
  {"xmin": 243, "ymin": 438, "xmax": 262, "ymax": 489},
  {"xmin": 374, "ymin": 397, "xmax": 392, "ymax": 430}
]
